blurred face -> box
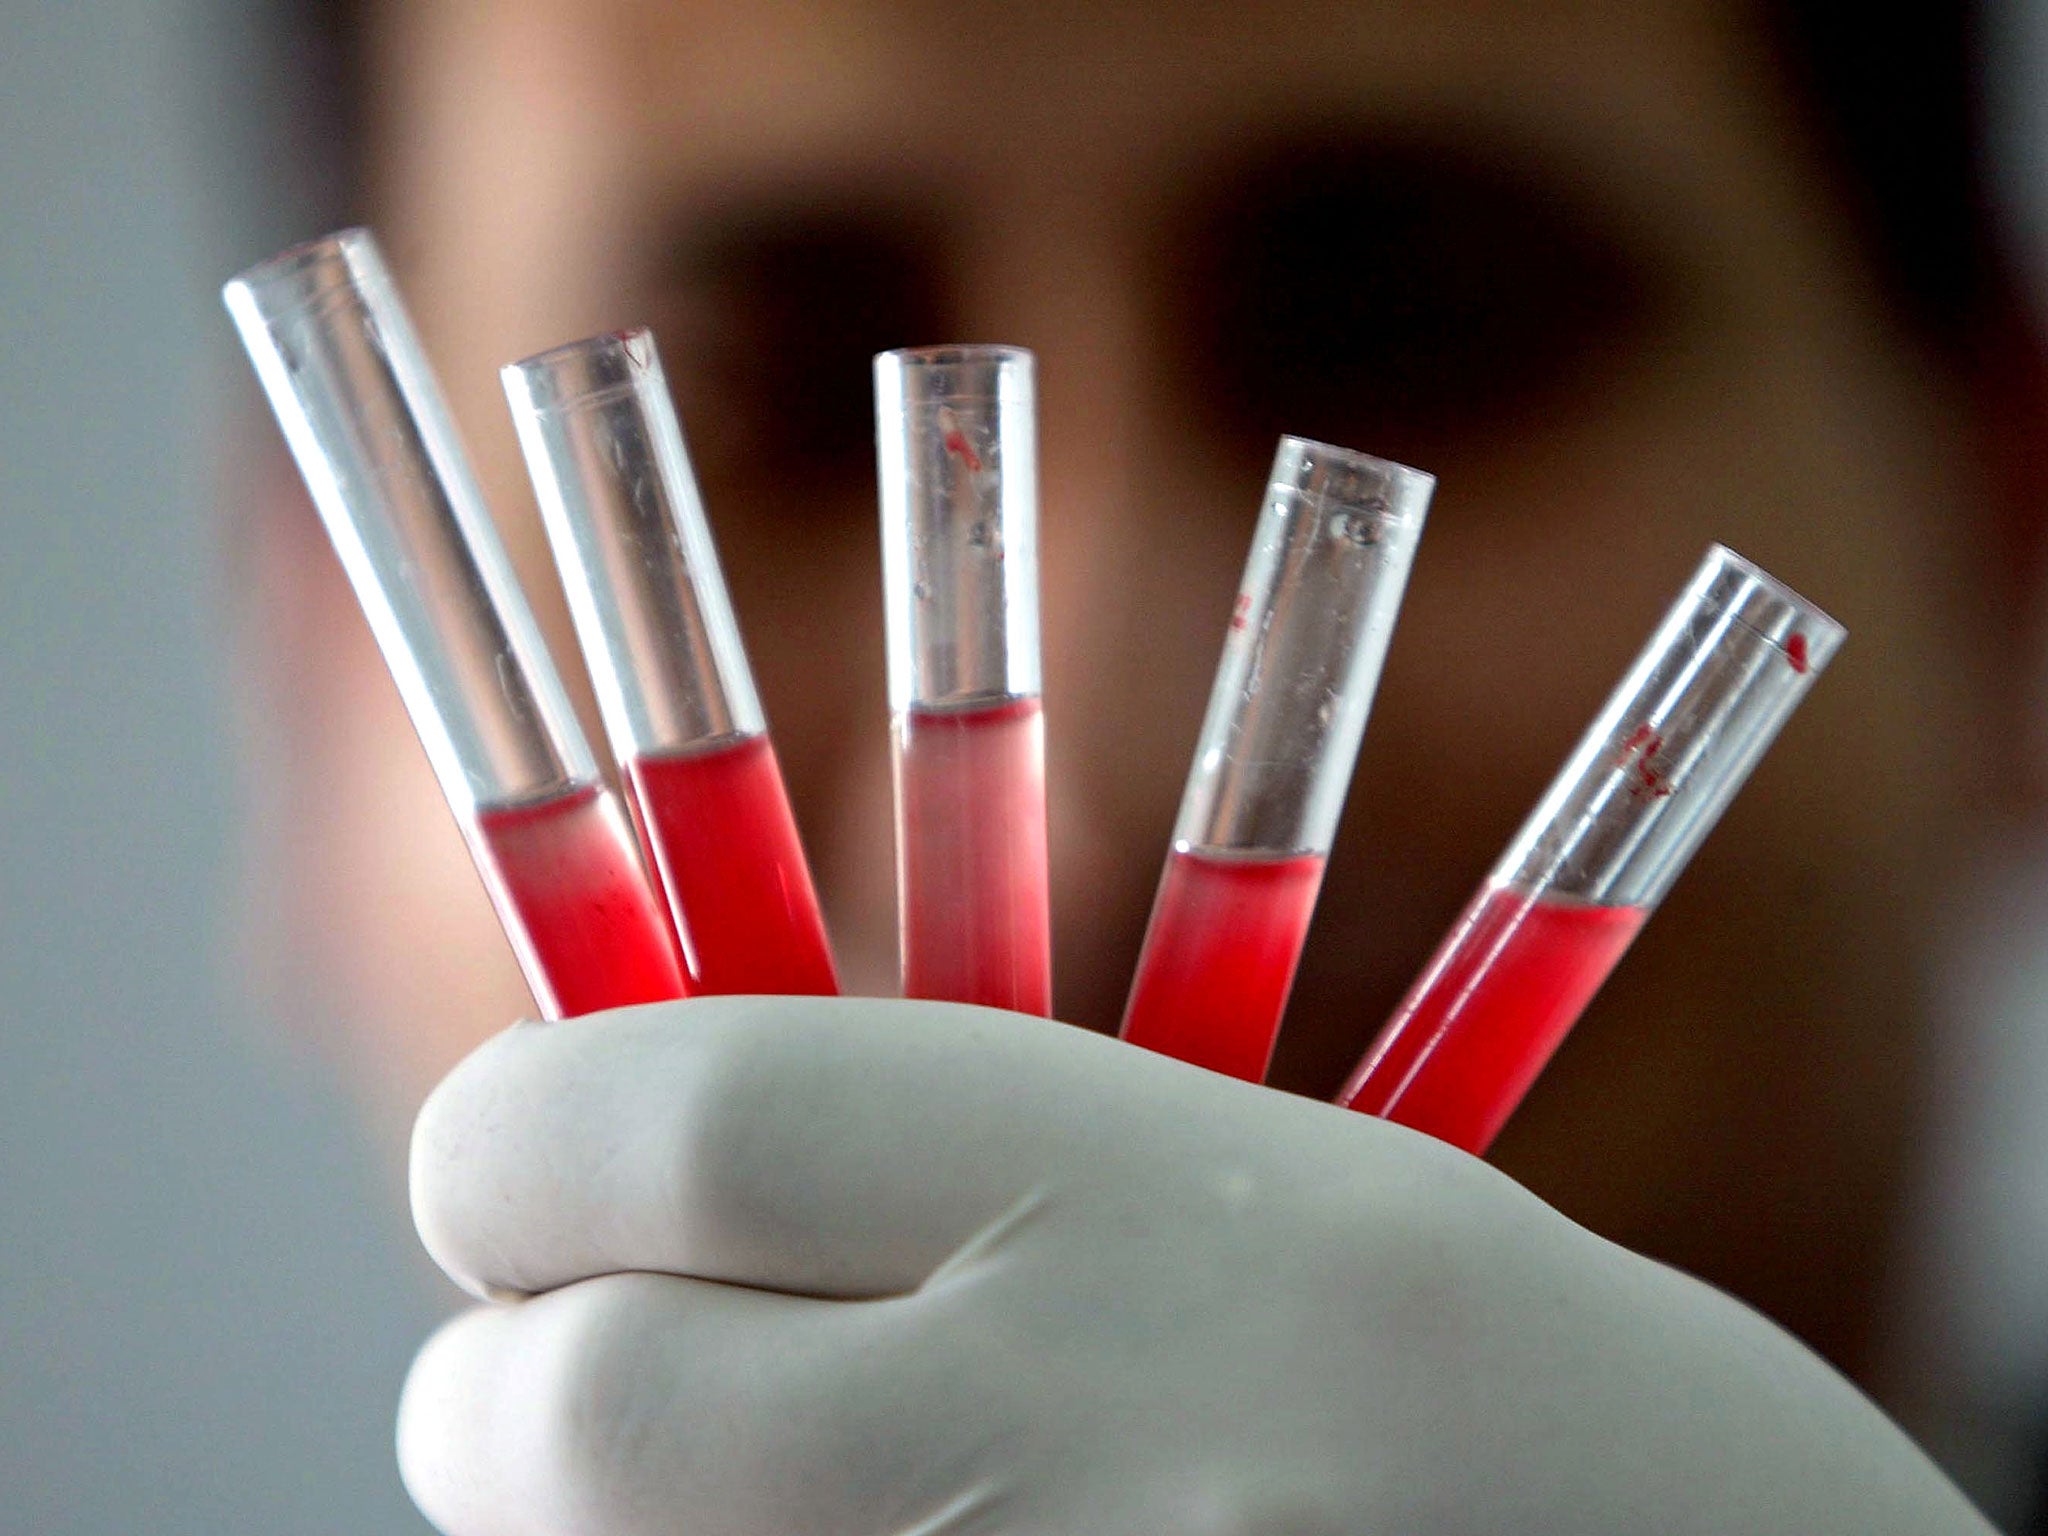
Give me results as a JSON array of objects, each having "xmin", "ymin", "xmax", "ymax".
[{"xmin": 245, "ymin": 0, "xmax": 1988, "ymax": 1361}]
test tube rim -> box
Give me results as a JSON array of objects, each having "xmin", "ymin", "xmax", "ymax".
[
  {"xmin": 505, "ymin": 326, "xmax": 662, "ymax": 415},
  {"xmin": 1272, "ymin": 433, "xmax": 1437, "ymax": 513},
  {"xmin": 224, "ymin": 227, "xmax": 378, "ymax": 320},
  {"xmin": 1699, "ymin": 542, "xmax": 1846, "ymax": 665},
  {"xmin": 875, "ymin": 343, "xmax": 1033, "ymax": 394}
]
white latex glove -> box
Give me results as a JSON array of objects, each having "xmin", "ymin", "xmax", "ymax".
[{"xmin": 400, "ymin": 997, "xmax": 1990, "ymax": 1535}]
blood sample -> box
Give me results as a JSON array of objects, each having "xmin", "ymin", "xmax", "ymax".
[
  {"xmin": 1122, "ymin": 849, "xmax": 1328, "ymax": 1081},
  {"xmin": 618, "ymin": 737, "xmax": 834, "ymax": 995},
  {"xmin": 895, "ymin": 694, "xmax": 1050, "ymax": 1009},
  {"xmin": 1345, "ymin": 889, "xmax": 1646, "ymax": 1154},
  {"xmin": 1120, "ymin": 438, "xmax": 1432, "ymax": 1081},
  {"xmin": 471, "ymin": 783, "xmax": 696, "ymax": 1018},
  {"xmin": 224, "ymin": 231, "xmax": 686, "ymax": 1017},
  {"xmin": 1340, "ymin": 544, "xmax": 1844, "ymax": 1153},
  {"xmin": 504, "ymin": 329, "xmax": 836, "ymax": 995},
  {"xmin": 876, "ymin": 346, "xmax": 1051, "ymax": 1014}
]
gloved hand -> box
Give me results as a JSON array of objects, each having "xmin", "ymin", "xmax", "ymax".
[{"xmin": 399, "ymin": 997, "xmax": 1988, "ymax": 1535}]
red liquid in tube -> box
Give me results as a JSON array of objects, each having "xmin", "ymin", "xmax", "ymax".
[
  {"xmin": 1341, "ymin": 886, "xmax": 1646, "ymax": 1154},
  {"xmin": 1121, "ymin": 849, "xmax": 1326, "ymax": 1082},
  {"xmin": 895, "ymin": 696, "xmax": 1051, "ymax": 1014},
  {"xmin": 623, "ymin": 734, "xmax": 838, "ymax": 997},
  {"xmin": 471, "ymin": 781, "xmax": 689, "ymax": 1019}
]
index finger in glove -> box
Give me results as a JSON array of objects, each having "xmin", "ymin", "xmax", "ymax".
[{"xmin": 409, "ymin": 996, "xmax": 1419, "ymax": 1303}]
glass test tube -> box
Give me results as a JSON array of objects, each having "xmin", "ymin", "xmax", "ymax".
[
  {"xmin": 1119, "ymin": 439, "xmax": 1433, "ymax": 1082},
  {"xmin": 1338, "ymin": 544, "xmax": 1844, "ymax": 1154},
  {"xmin": 876, "ymin": 345, "xmax": 1050, "ymax": 1014},
  {"xmin": 502, "ymin": 328, "xmax": 838, "ymax": 996},
  {"xmin": 223, "ymin": 230, "xmax": 687, "ymax": 1019}
]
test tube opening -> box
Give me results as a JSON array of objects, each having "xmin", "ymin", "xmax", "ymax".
[
  {"xmin": 509, "ymin": 327, "xmax": 662, "ymax": 414},
  {"xmin": 1684, "ymin": 543, "xmax": 1845, "ymax": 676},
  {"xmin": 226, "ymin": 227, "xmax": 375, "ymax": 321}
]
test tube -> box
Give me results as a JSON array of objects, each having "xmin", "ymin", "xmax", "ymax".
[
  {"xmin": 223, "ymin": 230, "xmax": 688, "ymax": 1019},
  {"xmin": 502, "ymin": 328, "xmax": 838, "ymax": 996},
  {"xmin": 1338, "ymin": 544, "xmax": 1844, "ymax": 1154},
  {"xmin": 876, "ymin": 345, "xmax": 1050, "ymax": 1014},
  {"xmin": 1119, "ymin": 439, "xmax": 1432, "ymax": 1081}
]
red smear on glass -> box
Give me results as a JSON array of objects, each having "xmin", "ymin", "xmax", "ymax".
[
  {"xmin": 895, "ymin": 696, "xmax": 1051, "ymax": 1014},
  {"xmin": 471, "ymin": 781, "xmax": 689, "ymax": 1019},
  {"xmin": 624, "ymin": 734, "xmax": 838, "ymax": 997},
  {"xmin": 1339, "ymin": 885, "xmax": 1646, "ymax": 1154},
  {"xmin": 1615, "ymin": 723, "xmax": 1671, "ymax": 798},
  {"xmin": 1785, "ymin": 632, "xmax": 1809, "ymax": 673},
  {"xmin": 1120, "ymin": 848, "xmax": 1327, "ymax": 1082},
  {"xmin": 938, "ymin": 406, "xmax": 985, "ymax": 472}
]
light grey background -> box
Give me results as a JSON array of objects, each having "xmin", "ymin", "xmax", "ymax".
[{"xmin": 0, "ymin": 2, "xmax": 440, "ymax": 1529}]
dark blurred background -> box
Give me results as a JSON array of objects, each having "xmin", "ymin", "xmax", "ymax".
[{"xmin": 9, "ymin": 0, "xmax": 2048, "ymax": 1529}]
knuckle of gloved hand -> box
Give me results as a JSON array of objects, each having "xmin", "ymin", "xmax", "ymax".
[
  {"xmin": 408, "ymin": 1020, "xmax": 588, "ymax": 1294},
  {"xmin": 659, "ymin": 1016, "xmax": 838, "ymax": 1245}
]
